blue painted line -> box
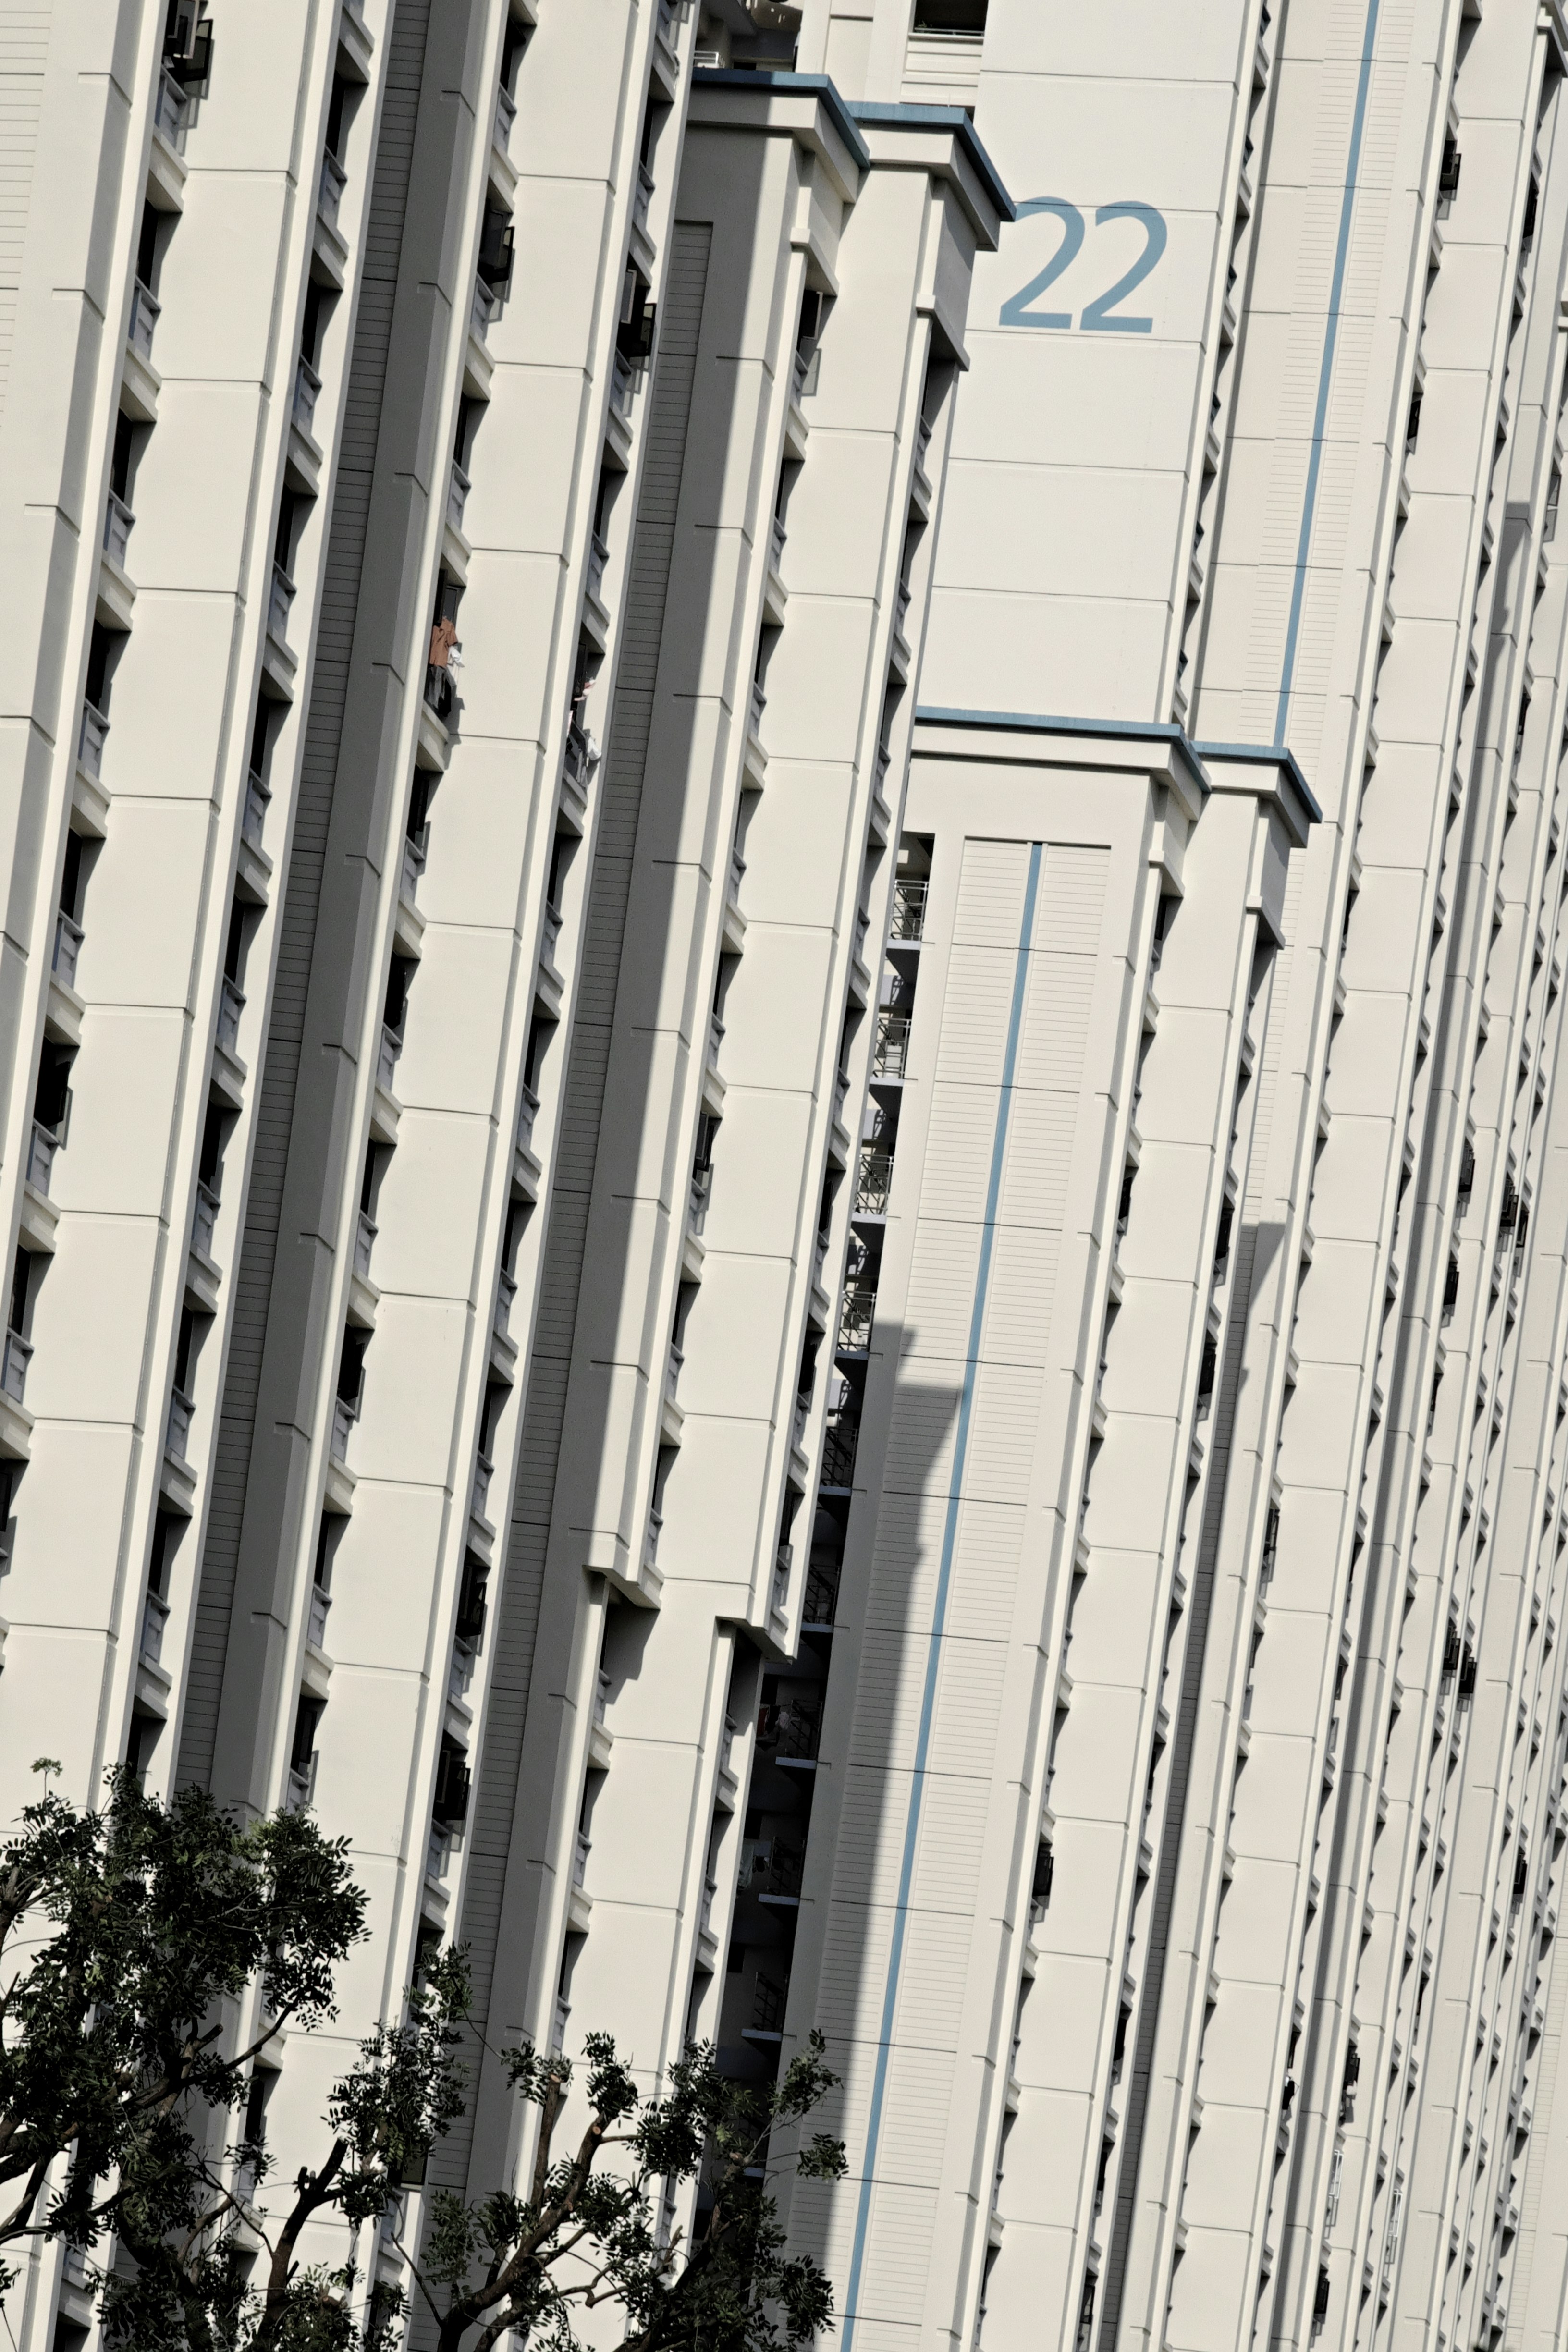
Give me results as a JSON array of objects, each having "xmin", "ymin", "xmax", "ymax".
[
  {"xmin": 1273, "ymin": 0, "xmax": 1383, "ymax": 748},
  {"xmin": 840, "ymin": 841, "xmax": 1043, "ymax": 2351}
]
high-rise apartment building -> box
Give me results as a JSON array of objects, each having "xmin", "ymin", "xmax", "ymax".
[{"xmin": 7, "ymin": 2, "xmax": 1568, "ymax": 2352}]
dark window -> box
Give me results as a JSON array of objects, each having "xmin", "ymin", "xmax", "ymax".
[{"xmin": 912, "ymin": 0, "xmax": 987, "ymax": 27}]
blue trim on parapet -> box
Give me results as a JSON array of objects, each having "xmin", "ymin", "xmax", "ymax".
[
  {"xmin": 691, "ymin": 69, "xmax": 871, "ymax": 168},
  {"xmin": 1191, "ymin": 738, "xmax": 1323, "ymax": 823},
  {"xmin": 845, "ymin": 99, "xmax": 1017, "ymax": 222},
  {"xmin": 1273, "ymin": 0, "xmax": 1383, "ymax": 747},
  {"xmin": 839, "ymin": 841, "xmax": 1043, "ymax": 2352},
  {"xmin": 915, "ymin": 704, "xmax": 1210, "ymax": 799}
]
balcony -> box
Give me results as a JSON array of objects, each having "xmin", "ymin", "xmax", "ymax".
[
  {"xmin": 330, "ymin": 1394, "xmax": 357, "ymax": 1462},
  {"xmin": 494, "ymin": 1265, "xmax": 516, "ymax": 1345},
  {"xmin": 791, "ymin": 1393, "xmax": 809, "ymax": 1449},
  {"xmin": 611, "ymin": 349, "xmax": 636, "ymax": 427},
  {"xmin": 128, "ymin": 278, "xmax": 160, "ymax": 365},
  {"xmin": 645, "ymin": 1507, "xmax": 663, "ymax": 1571},
  {"xmin": 856, "ymin": 1152, "xmax": 894, "ymax": 1218},
  {"xmin": 447, "ymin": 458, "xmax": 471, "ymax": 539},
  {"xmin": 318, "ymin": 148, "xmax": 347, "ymax": 233},
  {"xmin": 665, "ymin": 1345, "xmax": 684, "ymax": 1406},
  {"xmin": 700, "ymin": 1872, "xmax": 718, "ymax": 1936},
  {"xmin": 587, "ymin": 529, "xmax": 610, "ymax": 608},
  {"xmin": 516, "ymin": 1080, "xmax": 540, "ymax": 1158},
  {"xmin": 26, "ymin": 1121, "xmax": 57, "ymax": 1198},
  {"xmin": 791, "ymin": 346, "xmax": 810, "ymax": 406},
  {"xmin": 217, "ymin": 976, "xmax": 245, "ymax": 1062},
  {"xmin": 471, "ymin": 274, "xmax": 498, "ymax": 343},
  {"xmin": 874, "ymin": 1010, "xmax": 911, "ymax": 1078},
  {"xmin": 78, "ymin": 701, "xmax": 110, "ymax": 783},
  {"xmin": 689, "ymin": 1162, "xmax": 712, "ymax": 1235},
  {"xmin": 377, "ymin": 1023, "xmax": 403, "ymax": 1095},
  {"xmin": 268, "ymin": 563, "xmax": 295, "ymax": 648},
  {"xmin": 472, "ymin": 1451, "xmax": 494, "ymax": 1524},
  {"xmin": 804, "ymin": 1559, "xmax": 840, "ymax": 1625},
  {"xmin": 293, "ymin": 355, "xmax": 322, "ymax": 440},
  {"xmin": 433, "ymin": 1744, "xmax": 471, "ymax": 1826},
  {"xmin": 632, "ymin": 161, "xmax": 656, "ymax": 260},
  {"xmin": 103, "ymin": 488, "xmax": 135, "ymax": 574},
  {"xmin": 140, "ymin": 1587, "xmax": 170, "ymax": 1669},
  {"xmin": 772, "ymin": 1544, "xmax": 792, "ymax": 1615},
  {"xmin": 1, "ymin": 1331, "xmax": 30, "ymax": 1408},
  {"xmin": 573, "ymin": 1830, "xmax": 591, "ymax": 1889},
  {"xmin": 52, "ymin": 910, "xmax": 83, "ymax": 993},
  {"xmin": 307, "ymin": 1583, "xmax": 331, "ymax": 1651},
  {"xmin": 243, "ymin": 768, "xmax": 270, "ymax": 852},
  {"xmin": 728, "ymin": 844, "xmax": 746, "ymax": 905},
  {"xmin": 564, "ymin": 717, "xmax": 600, "ymax": 799},
  {"xmin": 400, "ymin": 830, "xmax": 426, "ymax": 909},
  {"xmin": 708, "ymin": 1011, "xmax": 724, "ymax": 1067},
  {"xmin": 494, "ymin": 80, "xmax": 517, "ymax": 154},
  {"xmin": 820, "ymin": 1416, "xmax": 858, "ymax": 1491},
  {"xmin": 286, "ymin": 1759, "xmax": 316, "ymax": 1814},
  {"xmin": 542, "ymin": 899, "xmax": 564, "ymax": 972},
  {"xmin": 166, "ymin": 1386, "xmax": 194, "ymax": 1465},
  {"xmin": 154, "ymin": 66, "xmax": 188, "ymax": 151},
  {"xmin": 748, "ymin": 678, "xmax": 767, "ymax": 739},
  {"xmin": 837, "ymin": 1286, "xmax": 875, "ymax": 1354},
  {"xmin": 771, "ymin": 512, "xmax": 787, "ymax": 572},
  {"xmin": 354, "ymin": 1210, "xmax": 377, "ymax": 1284},
  {"xmin": 891, "ymin": 879, "xmax": 928, "ymax": 941},
  {"xmin": 192, "ymin": 1179, "xmax": 220, "ymax": 1264}
]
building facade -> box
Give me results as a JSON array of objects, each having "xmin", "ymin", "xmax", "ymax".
[{"xmin": 6, "ymin": 2, "xmax": 1568, "ymax": 2352}]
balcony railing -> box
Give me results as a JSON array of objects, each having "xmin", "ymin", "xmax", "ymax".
[
  {"xmin": 916, "ymin": 410, "xmax": 934, "ymax": 474},
  {"xmin": 1, "ymin": 1331, "xmax": 30, "ymax": 1408},
  {"xmin": 791, "ymin": 1393, "xmax": 809, "ymax": 1448},
  {"xmin": 749, "ymin": 678, "xmax": 766, "ymax": 738},
  {"xmin": 891, "ymin": 879, "xmax": 928, "ymax": 940},
  {"xmin": 494, "ymin": 81, "xmax": 517, "ymax": 149},
  {"xmin": 318, "ymin": 148, "xmax": 347, "ymax": 231},
  {"xmin": 448, "ymin": 458, "xmax": 471, "ymax": 535},
  {"xmin": 243, "ymin": 768, "xmax": 270, "ymax": 849},
  {"xmin": 542, "ymin": 900, "xmax": 563, "ymax": 969},
  {"xmin": 856, "ymin": 1152, "xmax": 894, "ymax": 1217},
  {"xmin": 564, "ymin": 718, "xmax": 599, "ymax": 791},
  {"xmin": 354, "ymin": 1210, "xmax": 377, "ymax": 1280},
  {"xmin": 103, "ymin": 490, "xmax": 134, "ymax": 572},
  {"xmin": 193, "ymin": 1180, "xmax": 220, "ymax": 1262},
  {"xmin": 595, "ymin": 1668, "xmax": 612, "ymax": 1727},
  {"xmin": 293, "ymin": 354, "xmax": 322, "ymax": 437},
  {"xmin": 633, "ymin": 161, "xmax": 655, "ymax": 237},
  {"xmin": 838, "ymin": 1286, "xmax": 875, "ymax": 1353},
  {"xmin": 166, "ymin": 1387, "xmax": 194, "ymax": 1464},
  {"xmin": 772, "ymin": 1544, "xmax": 792, "ymax": 1613},
  {"xmin": 516, "ymin": 1081, "xmax": 540, "ymax": 1154},
  {"xmin": 217, "ymin": 976, "xmax": 245, "ymax": 1059},
  {"xmin": 140, "ymin": 1588, "xmax": 170, "ymax": 1669},
  {"xmin": 78, "ymin": 701, "xmax": 110, "ymax": 781},
  {"xmin": 268, "ymin": 563, "xmax": 295, "ymax": 645},
  {"xmin": 587, "ymin": 530, "xmax": 610, "ymax": 605},
  {"xmin": 875, "ymin": 740, "xmax": 893, "ymax": 792},
  {"xmin": 128, "ymin": 278, "xmax": 160, "ymax": 363},
  {"xmin": 820, "ymin": 1417, "xmax": 858, "ymax": 1490},
  {"xmin": 573, "ymin": 1830, "xmax": 591, "ymax": 1888},
  {"xmin": 53, "ymin": 911, "xmax": 83, "ymax": 992},
  {"xmin": 804, "ymin": 1561, "xmax": 840, "ymax": 1625},
  {"xmin": 377, "ymin": 1024, "xmax": 403, "ymax": 1093},
  {"xmin": 154, "ymin": 67, "xmax": 188, "ymax": 150},
  {"xmin": 472, "ymin": 1452, "xmax": 494, "ymax": 1520},
  {"xmin": 728, "ymin": 844, "xmax": 746, "ymax": 903},
  {"xmin": 894, "ymin": 579, "xmax": 912, "ymax": 638},
  {"xmin": 471, "ymin": 274, "xmax": 499, "ymax": 341},
  {"xmin": 26, "ymin": 1121, "xmax": 57, "ymax": 1196},
  {"xmin": 689, "ymin": 1162, "xmax": 711, "ymax": 1233},
  {"xmin": 611, "ymin": 349, "xmax": 635, "ymax": 422},
  {"xmin": 331, "ymin": 1394, "xmax": 356, "ymax": 1462},
  {"xmin": 401, "ymin": 831, "xmax": 426, "ymax": 906},
  {"xmin": 665, "ymin": 1344, "xmax": 684, "ymax": 1404},
  {"xmin": 645, "ymin": 1507, "xmax": 663, "ymax": 1569},
  {"xmin": 874, "ymin": 1010, "xmax": 912, "ymax": 1077},
  {"xmin": 494, "ymin": 1266, "xmax": 516, "ymax": 1342},
  {"xmin": 700, "ymin": 1872, "xmax": 718, "ymax": 1934},
  {"xmin": 770, "ymin": 510, "xmax": 787, "ymax": 570},
  {"xmin": 791, "ymin": 346, "xmax": 809, "ymax": 405},
  {"xmin": 287, "ymin": 1760, "xmax": 316, "ymax": 1814},
  {"xmin": 307, "ymin": 1584, "xmax": 331, "ymax": 1650}
]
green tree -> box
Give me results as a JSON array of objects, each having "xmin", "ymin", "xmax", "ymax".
[{"xmin": 0, "ymin": 1767, "xmax": 845, "ymax": 2352}]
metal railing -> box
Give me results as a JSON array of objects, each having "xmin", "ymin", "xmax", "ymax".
[
  {"xmin": 400, "ymin": 831, "xmax": 426, "ymax": 905},
  {"xmin": 564, "ymin": 718, "xmax": 599, "ymax": 791},
  {"xmin": 331, "ymin": 1394, "xmax": 356, "ymax": 1462},
  {"xmin": 689, "ymin": 1163, "xmax": 711, "ymax": 1233},
  {"xmin": 773, "ymin": 1543, "xmax": 793, "ymax": 1612},
  {"xmin": 770, "ymin": 512, "xmax": 787, "ymax": 570},
  {"xmin": 472, "ymin": 1452, "xmax": 494, "ymax": 1519},
  {"xmin": 154, "ymin": 68, "xmax": 188, "ymax": 150},
  {"xmin": 448, "ymin": 458, "xmax": 471, "ymax": 535},
  {"xmin": 293, "ymin": 355, "xmax": 321, "ymax": 437},
  {"xmin": 307, "ymin": 1583, "xmax": 331, "ymax": 1650},
  {"xmin": 78, "ymin": 701, "xmax": 110, "ymax": 780},
  {"xmin": 128, "ymin": 278, "xmax": 160, "ymax": 363},
  {"xmin": 728, "ymin": 844, "xmax": 746, "ymax": 902},
  {"xmin": 890, "ymin": 879, "xmax": 928, "ymax": 940},
  {"xmin": 244, "ymin": 768, "xmax": 271, "ymax": 849},
  {"xmin": 837, "ymin": 1286, "xmax": 875, "ymax": 1353},
  {"xmin": 804, "ymin": 1561, "xmax": 840, "ymax": 1624},
  {"xmin": 749, "ymin": 678, "xmax": 766, "ymax": 737},
  {"xmin": 494, "ymin": 81, "xmax": 517, "ymax": 148},
  {"xmin": 873, "ymin": 1010, "xmax": 911, "ymax": 1078},
  {"xmin": 26, "ymin": 1122, "xmax": 57, "ymax": 1196},
  {"xmin": 633, "ymin": 161, "xmax": 655, "ymax": 236},
  {"xmin": 354, "ymin": 1210, "xmax": 377, "ymax": 1280},
  {"xmin": 542, "ymin": 900, "xmax": 564, "ymax": 969},
  {"xmin": 287, "ymin": 1760, "xmax": 315, "ymax": 1814},
  {"xmin": 268, "ymin": 563, "xmax": 295, "ymax": 645},
  {"xmin": 611, "ymin": 349, "xmax": 636, "ymax": 421},
  {"xmin": 494, "ymin": 1266, "xmax": 516, "ymax": 1341},
  {"xmin": 53, "ymin": 911, "xmax": 84, "ymax": 991},
  {"xmin": 471, "ymin": 274, "xmax": 499, "ymax": 341},
  {"xmin": 819, "ymin": 1417, "xmax": 857, "ymax": 1489},
  {"xmin": 140, "ymin": 1588, "xmax": 170, "ymax": 1668},
  {"xmin": 791, "ymin": 346, "xmax": 809, "ymax": 404},
  {"xmin": 103, "ymin": 490, "xmax": 134, "ymax": 572},
  {"xmin": 217, "ymin": 977, "xmax": 245, "ymax": 1059},
  {"xmin": 856, "ymin": 1152, "xmax": 894, "ymax": 1216},
  {"xmin": 318, "ymin": 148, "xmax": 347, "ymax": 231},
  {"xmin": 1, "ymin": 1331, "xmax": 30, "ymax": 1407},
  {"xmin": 645, "ymin": 1507, "xmax": 663, "ymax": 1569},
  {"xmin": 665, "ymin": 1344, "xmax": 684, "ymax": 1404},
  {"xmin": 166, "ymin": 1387, "xmax": 194, "ymax": 1464},
  {"xmin": 377, "ymin": 1024, "xmax": 402, "ymax": 1094},
  {"xmin": 587, "ymin": 530, "xmax": 610, "ymax": 604},
  {"xmin": 193, "ymin": 1180, "xmax": 220, "ymax": 1262},
  {"xmin": 516, "ymin": 1081, "xmax": 540, "ymax": 1154}
]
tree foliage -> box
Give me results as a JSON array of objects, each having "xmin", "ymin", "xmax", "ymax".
[{"xmin": 0, "ymin": 1769, "xmax": 846, "ymax": 2352}]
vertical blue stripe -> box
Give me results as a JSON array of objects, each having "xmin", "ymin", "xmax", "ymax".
[
  {"xmin": 1274, "ymin": 0, "xmax": 1383, "ymax": 747},
  {"xmin": 840, "ymin": 842, "xmax": 1043, "ymax": 2351}
]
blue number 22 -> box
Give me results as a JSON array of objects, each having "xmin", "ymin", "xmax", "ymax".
[{"xmin": 1000, "ymin": 199, "xmax": 1168, "ymax": 334}]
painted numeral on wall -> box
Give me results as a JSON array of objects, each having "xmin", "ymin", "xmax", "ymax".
[{"xmin": 1000, "ymin": 198, "xmax": 1168, "ymax": 334}]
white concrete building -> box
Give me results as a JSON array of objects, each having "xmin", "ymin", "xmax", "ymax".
[{"xmin": 9, "ymin": 2, "xmax": 1568, "ymax": 2352}]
